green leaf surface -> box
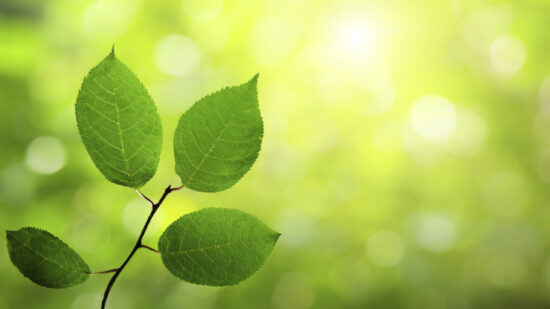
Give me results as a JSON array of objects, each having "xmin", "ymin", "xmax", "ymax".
[
  {"xmin": 75, "ymin": 48, "xmax": 162, "ymax": 188},
  {"xmin": 6, "ymin": 227, "xmax": 90, "ymax": 288},
  {"xmin": 158, "ymin": 208, "xmax": 280, "ymax": 286},
  {"xmin": 174, "ymin": 74, "xmax": 263, "ymax": 192}
]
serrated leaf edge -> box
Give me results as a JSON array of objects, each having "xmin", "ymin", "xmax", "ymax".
[
  {"xmin": 6, "ymin": 227, "xmax": 91, "ymax": 275},
  {"xmin": 75, "ymin": 49, "xmax": 163, "ymax": 188},
  {"xmin": 158, "ymin": 207, "xmax": 280, "ymax": 286},
  {"xmin": 174, "ymin": 74, "xmax": 263, "ymax": 191}
]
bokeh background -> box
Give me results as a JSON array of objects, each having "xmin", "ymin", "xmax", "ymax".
[{"xmin": 2, "ymin": 0, "xmax": 550, "ymax": 308}]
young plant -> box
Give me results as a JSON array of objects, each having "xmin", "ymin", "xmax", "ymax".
[{"xmin": 5, "ymin": 48, "xmax": 280, "ymax": 308}]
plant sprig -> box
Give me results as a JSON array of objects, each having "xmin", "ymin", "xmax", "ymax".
[{"xmin": 6, "ymin": 48, "xmax": 279, "ymax": 309}]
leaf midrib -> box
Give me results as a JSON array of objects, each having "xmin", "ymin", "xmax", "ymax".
[
  {"xmin": 8, "ymin": 233, "xmax": 88, "ymax": 275},
  {"xmin": 181, "ymin": 112, "xmax": 236, "ymax": 187},
  {"xmin": 106, "ymin": 66, "xmax": 134, "ymax": 187},
  {"xmin": 161, "ymin": 235, "xmax": 275, "ymax": 255}
]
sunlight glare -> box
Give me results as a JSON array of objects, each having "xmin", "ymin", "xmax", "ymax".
[{"xmin": 336, "ymin": 20, "xmax": 375, "ymax": 60}]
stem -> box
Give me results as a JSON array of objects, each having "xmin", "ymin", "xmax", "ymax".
[
  {"xmin": 140, "ymin": 244, "xmax": 160, "ymax": 254},
  {"xmin": 101, "ymin": 185, "xmax": 180, "ymax": 309},
  {"xmin": 136, "ymin": 189, "xmax": 154, "ymax": 207},
  {"xmin": 91, "ymin": 268, "xmax": 120, "ymax": 275}
]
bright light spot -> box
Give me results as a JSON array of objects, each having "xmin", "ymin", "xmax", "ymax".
[
  {"xmin": 249, "ymin": 17, "xmax": 301, "ymax": 66},
  {"xmin": 484, "ymin": 171, "xmax": 529, "ymax": 218},
  {"xmin": 25, "ymin": 136, "xmax": 66, "ymax": 174},
  {"xmin": 448, "ymin": 108, "xmax": 488, "ymax": 157},
  {"xmin": 154, "ymin": 34, "xmax": 202, "ymax": 76},
  {"xmin": 489, "ymin": 35, "xmax": 526, "ymax": 75},
  {"xmin": 366, "ymin": 230, "xmax": 404, "ymax": 267},
  {"xmin": 271, "ymin": 272, "xmax": 314, "ymax": 309},
  {"xmin": 410, "ymin": 95, "xmax": 457, "ymax": 141},
  {"xmin": 83, "ymin": 0, "xmax": 140, "ymax": 41},
  {"xmin": 413, "ymin": 213, "xmax": 457, "ymax": 253},
  {"xmin": 71, "ymin": 215, "xmax": 110, "ymax": 253},
  {"xmin": 538, "ymin": 76, "xmax": 550, "ymax": 113},
  {"xmin": 335, "ymin": 20, "xmax": 375, "ymax": 60},
  {"xmin": 123, "ymin": 198, "xmax": 163, "ymax": 237},
  {"xmin": 341, "ymin": 24, "xmax": 369, "ymax": 51},
  {"xmin": 181, "ymin": 0, "xmax": 223, "ymax": 21}
]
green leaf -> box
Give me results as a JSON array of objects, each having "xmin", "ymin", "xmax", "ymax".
[
  {"xmin": 173, "ymin": 74, "xmax": 263, "ymax": 192},
  {"xmin": 6, "ymin": 227, "xmax": 90, "ymax": 288},
  {"xmin": 75, "ymin": 48, "xmax": 162, "ymax": 188},
  {"xmin": 158, "ymin": 208, "xmax": 280, "ymax": 286}
]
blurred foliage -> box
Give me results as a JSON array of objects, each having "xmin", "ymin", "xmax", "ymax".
[{"xmin": 2, "ymin": 0, "xmax": 550, "ymax": 308}]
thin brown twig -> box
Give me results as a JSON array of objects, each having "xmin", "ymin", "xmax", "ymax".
[
  {"xmin": 170, "ymin": 184, "xmax": 184, "ymax": 191},
  {"xmin": 140, "ymin": 244, "xmax": 160, "ymax": 254},
  {"xmin": 90, "ymin": 268, "xmax": 120, "ymax": 275},
  {"xmin": 136, "ymin": 189, "xmax": 154, "ymax": 207}
]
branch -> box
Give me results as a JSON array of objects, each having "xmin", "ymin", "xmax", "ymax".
[{"xmin": 101, "ymin": 184, "xmax": 182, "ymax": 309}]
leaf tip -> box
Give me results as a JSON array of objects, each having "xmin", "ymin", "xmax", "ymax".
[
  {"xmin": 250, "ymin": 73, "xmax": 259, "ymax": 84},
  {"xmin": 240, "ymin": 73, "xmax": 259, "ymax": 94},
  {"xmin": 110, "ymin": 44, "xmax": 116, "ymax": 57}
]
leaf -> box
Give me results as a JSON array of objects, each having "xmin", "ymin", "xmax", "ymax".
[
  {"xmin": 75, "ymin": 47, "xmax": 162, "ymax": 188},
  {"xmin": 173, "ymin": 74, "xmax": 263, "ymax": 192},
  {"xmin": 158, "ymin": 208, "xmax": 280, "ymax": 286},
  {"xmin": 6, "ymin": 227, "xmax": 90, "ymax": 288}
]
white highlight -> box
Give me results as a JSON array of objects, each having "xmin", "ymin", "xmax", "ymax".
[
  {"xmin": 413, "ymin": 214, "xmax": 457, "ymax": 253},
  {"xmin": 410, "ymin": 95, "xmax": 457, "ymax": 141},
  {"xmin": 489, "ymin": 35, "xmax": 526, "ymax": 75},
  {"xmin": 155, "ymin": 34, "xmax": 201, "ymax": 76},
  {"xmin": 82, "ymin": 0, "xmax": 139, "ymax": 41},
  {"xmin": 366, "ymin": 230, "xmax": 404, "ymax": 267},
  {"xmin": 336, "ymin": 19, "xmax": 374, "ymax": 60},
  {"xmin": 25, "ymin": 136, "xmax": 66, "ymax": 174}
]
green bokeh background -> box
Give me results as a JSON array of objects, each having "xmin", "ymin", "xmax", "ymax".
[{"xmin": 2, "ymin": 0, "xmax": 550, "ymax": 308}]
